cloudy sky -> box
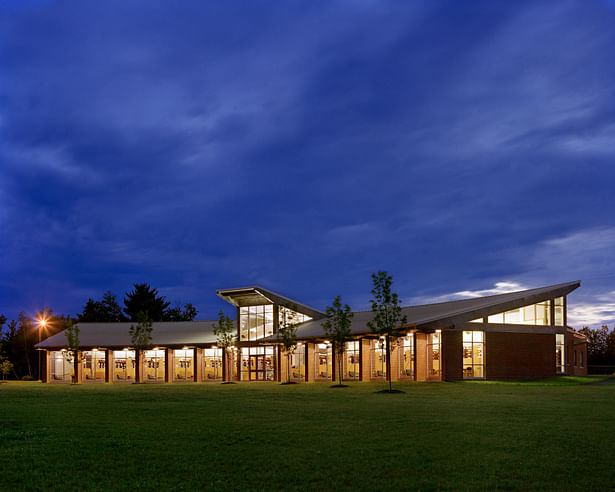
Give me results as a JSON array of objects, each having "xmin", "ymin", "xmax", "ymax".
[{"xmin": 1, "ymin": 0, "xmax": 615, "ymax": 327}]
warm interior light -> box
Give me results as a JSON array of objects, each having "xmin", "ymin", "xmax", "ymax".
[{"xmin": 435, "ymin": 329, "xmax": 442, "ymax": 333}]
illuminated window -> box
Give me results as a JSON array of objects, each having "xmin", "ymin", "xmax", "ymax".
[
  {"xmin": 399, "ymin": 334, "xmax": 415, "ymax": 379},
  {"xmin": 371, "ymin": 339, "xmax": 387, "ymax": 379},
  {"xmin": 315, "ymin": 343, "xmax": 332, "ymax": 380},
  {"xmin": 554, "ymin": 297, "xmax": 564, "ymax": 325},
  {"xmin": 343, "ymin": 341, "xmax": 359, "ymax": 380},
  {"xmin": 202, "ymin": 348, "xmax": 223, "ymax": 381},
  {"xmin": 174, "ymin": 349, "xmax": 194, "ymax": 381},
  {"xmin": 488, "ymin": 301, "xmax": 551, "ymax": 326},
  {"xmin": 113, "ymin": 350, "xmax": 135, "ymax": 382},
  {"xmin": 50, "ymin": 351, "xmax": 73, "ymax": 382},
  {"xmin": 290, "ymin": 343, "xmax": 306, "ymax": 381},
  {"xmin": 239, "ymin": 305, "xmax": 274, "ymax": 341},
  {"xmin": 240, "ymin": 346, "xmax": 276, "ymax": 381},
  {"xmin": 426, "ymin": 333, "xmax": 441, "ymax": 378},
  {"xmin": 463, "ymin": 331, "xmax": 484, "ymax": 379},
  {"xmin": 143, "ymin": 350, "xmax": 165, "ymax": 382},
  {"xmin": 279, "ymin": 306, "xmax": 312, "ymax": 328},
  {"xmin": 469, "ymin": 318, "xmax": 483, "ymax": 323},
  {"xmin": 556, "ymin": 334, "xmax": 565, "ymax": 373},
  {"xmin": 82, "ymin": 350, "xmax": 106, "ymax": 382}
]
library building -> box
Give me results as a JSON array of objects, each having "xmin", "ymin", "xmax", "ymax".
[{"xmin": 36, "ymin": 281, "xmax": 587, "ymax": 383}]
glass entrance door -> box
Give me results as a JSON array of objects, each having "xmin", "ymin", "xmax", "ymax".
[{"xmin": 249, "ymin": 354, "xmax": 265, "ymax": 381}]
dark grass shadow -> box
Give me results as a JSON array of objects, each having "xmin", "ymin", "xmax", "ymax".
[
  {"xmin": 330, "ymin": 384, "xmax": 349, "ymax": 388},
  {"xmin": 280, "ymin": 381, "xmax": 298, "ymax": 385},
  {"xmin": 374, "ymin": 389, "xmax": 405, "ymax": 394},
  {"xmin": 221, "ymin": 381, "xmax": 236, "ymax": 384}
]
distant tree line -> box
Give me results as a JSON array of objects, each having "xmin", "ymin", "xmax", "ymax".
[
  {"xmin": 0, "ymin": 283, "xmax": 198, "ymax": 380},
  {"xmin": 578, "ymin": 325, "xmax": 615, "ymax": 370}
]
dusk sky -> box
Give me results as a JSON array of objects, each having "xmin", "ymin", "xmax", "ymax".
[{"xmin": 2, "ymin": 1, "xmax": 615, "ymax": 328}]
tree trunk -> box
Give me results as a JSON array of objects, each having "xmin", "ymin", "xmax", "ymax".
[
  {"xmin": 386, "ymin": 334, "xmax": 392, "ymax": 392},
  {"xmin": 287, "ymin": 351, "xmax": 291, "ymax": 383},
  {"xmin": 338, "ymin": 351, "xmax": 343, "ymax": 386}
]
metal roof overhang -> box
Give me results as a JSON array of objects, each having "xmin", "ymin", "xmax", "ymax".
[{"xmin": 216, "ymin": 286, "xmax": 326, "ymax": 319}]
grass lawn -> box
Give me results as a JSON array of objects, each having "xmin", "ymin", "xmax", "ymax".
[{"xmin": 1, "ymin": 378, "xmax": 614, "ymax": 491}]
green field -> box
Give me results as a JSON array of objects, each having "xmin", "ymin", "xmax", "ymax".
[{"xmin": 1, "ymin": 378, "xmax": 614, "ymax": 491}]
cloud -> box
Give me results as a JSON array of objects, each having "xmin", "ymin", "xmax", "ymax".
[{"xmin": 408, "ymin": 281, "xmax": 528, "ymax": 306}]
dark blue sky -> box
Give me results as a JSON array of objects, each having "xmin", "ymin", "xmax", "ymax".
[{"xmin": 2, "ymin": 0, "xmax": 615, "ymax": 327}]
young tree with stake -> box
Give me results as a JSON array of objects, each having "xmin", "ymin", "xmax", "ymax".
[
  {"xmin": 64, "ymin": 320, "xmax": 81, "ymax": 383},
  {"xmin": 129, "ymin": 311, "xmax": 153, "ymax": 383},
  {"xmin": 367, "ymin": 271, "xmax": 407, "ymax": 393},
  {"xmin": 213, "ymin": 310, "xmax": 236, "ymax": 383},
  {"xmin": 323, "ymin": 296, "xmax": 354, "ymax": 387}
]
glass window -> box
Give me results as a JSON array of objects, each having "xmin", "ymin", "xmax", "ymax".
[
  {"xmin": 487, "ymin": 300, "xmax": 552, "ymax": 326},
  {"xmin": 144, "ymin": 349, "xmax": 165, "ymax": 382},
  {"xmin": 554, "ymin": 297, "xmax": 564, "ymax": 325},
  {"xmin": 579, "ymin": 351, "xmax": 584, "ymax": 368},
  {"xmin": 371, "ymin": 339, "xmax": 387, "ymax": 379},
  {"xmin": 279, "ymin": 306, "xmax": 312, "ymax": 328},
  {"xmin": 50, "ymin": 351, "xmax": 73, "ymax": 382},
  {"xmin": 399, "ymin": 334, "xmax": 415, "ymax": 379},
  {"xmin": 427, "ymin": 333, "xmax": 441, "ymax": 378},
  {"xmin": 113, "ymin": 350, "xmax": 136, "ymax": 382},
  {"xmin": 240, "ymin": 305, "xmax": 274, "ymax": 341},
  {"xmin": 463, "ymin": 331, "xmax": 484, "ymax": 379},
  {"xmin": 315, "ymin": 343, "xmax": 332, "ymax": 380},
  {"xmin": 202, "ymin": 348, "xmax": 223, "ymax": 381},
  {"xmin": 174, "ymin": 349, "xmax": 194, "ymax": 381},
  {"xmin": 556, "ymin": 334, "xmax": 565, "ymax": 373},
  {"xmin": 290, "ymin": 343, "xmax": 306, "ymax": 381},
  {"xmin": 343, "ymin": 341, "xmax": 360, "ymax": 380},
  {"xmin": 82, "ymin": 350, "xmax": 106, "ymax": 382},
  {"xmin": 469, "ymin": 318, "xmax": 483, "ymax": 323}
]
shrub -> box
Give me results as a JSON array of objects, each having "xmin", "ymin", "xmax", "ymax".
[{"xmin": 21, "ymin": 375, "xmax": 35, "ymax": 381}]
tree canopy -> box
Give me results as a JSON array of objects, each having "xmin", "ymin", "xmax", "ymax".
[
  {"xmin": 80, "ymin": 291, "xmax": 126, "ymax": 322},
  {"xmin": 123, "ymin": 284, "xmax": 171, "ymax": 321}
]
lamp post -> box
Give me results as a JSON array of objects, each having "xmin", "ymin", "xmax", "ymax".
[{"xmin": 37, "ymin": 318, "xmax": 47, "ymax": 381}]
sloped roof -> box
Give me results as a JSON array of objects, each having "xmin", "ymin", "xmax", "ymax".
[
  {"xmin": 263, "ymin": 281, "xmax": 581, "ymax": 340},
  {"xmin": 36, "ymin": 321, "xmax": 219, "ymax": 350},
  {"xmin": 216, "ymin": 286, "xmax": 326, "ymax": 319},
  {"xmin": 36, "ymin": 281, "xmax": 580, "ymax": 349}
]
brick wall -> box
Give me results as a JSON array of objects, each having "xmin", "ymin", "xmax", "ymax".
[
  {"xmin": 485, "ymin": 332, "xmax": 555, "ymax": 380},
  {"xmin": 443, "ymin": 331, "xmax": 463, "ymax": 381}
]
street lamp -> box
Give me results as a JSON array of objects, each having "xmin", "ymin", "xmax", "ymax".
[{"xmin": 37, "ymin": 318, "xmax": 48, "ymax": 381}]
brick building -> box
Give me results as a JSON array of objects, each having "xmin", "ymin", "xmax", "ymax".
[{"xmin": 36, "ymin": 281, "xmax": 587, "ymax": 383}]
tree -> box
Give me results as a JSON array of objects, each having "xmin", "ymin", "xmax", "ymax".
[
  {"xmin": 323, "ymin": 296, "xmax": 354, "ymax": 387},
  {"xmin": 129, "ymin": 311, "xmax": 153, "ymax": 383},
  {"xmin": 213, "ymin": 310, "xmax": 236, "ymax": 383},
  {"xmin": 164, "ymin": 302, "xmax": 198, "ymax": 321},
  {"xmin": 0, "ymin": 359, "xmax": 13, "ymax": 380},
  {"xmin": 277, "ymin": 305, "xmax": 300, "ymax": 384},
  {"xmin": 79, "ymin": 292, "xmax": 126, "ymax": 322},
  {"xmin": 18, "ymin": 312, "xmax": 33, "ymax": 378},
  {"xmin": 367, "ymin": 271, "xmax": 408, "ymax": 393},
  {"xmin": 579, "ymin": 325, "xmax": 610, "ymax": 365},
  {"xmin": 124, "ymin": 284, "xmax": 171, "ymax": 321},
  {"xmin": 64, "ymin": 320, "xmax": 81, "ymax": 383}
]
